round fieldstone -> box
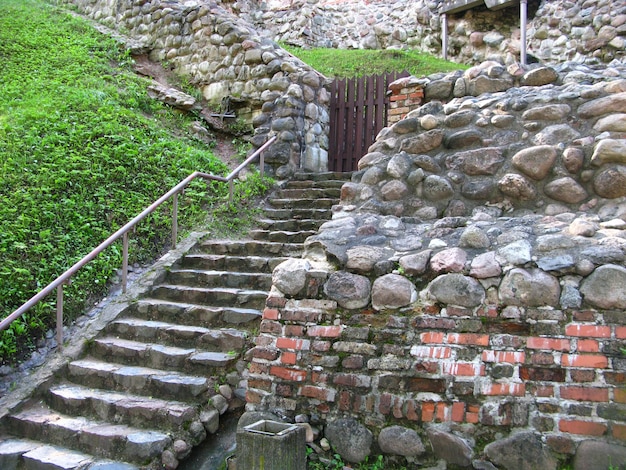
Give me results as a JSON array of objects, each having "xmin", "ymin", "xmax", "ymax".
[
  {"xmin": 544, "ymin": 177, "xmax": 588, "ymax": 203},
  {"xmin": 430, "ymin": 247, "xmax": 467, "ymax": 273},
  {"xmin": 378, "ymin": 426, "xmax": 425, "ymax": 457},
  {"xmin": 423, "ymin": 175, "xmax": 454, "ymax": 201},
  {"xmin": 427, "ymin": 428, "xmax": 473, "ymax": 467},
  {"xmin": 324, "ymin": 271, "xmax": 372, "ymax": 310},
  {"xmin": 371, "ymin": 273, "xmax": 417, "ymax": 311},
  {"xmin": 427, "ymin": 273, "xmax": 485, "ymax": 307},
  {"xmin": 580, "ymin": 264, "xmax": 626, "ymax": 309},
  {"xmin": 562, "ymin": 147, "xmax": 585, "ymax": 174},
  {"xmin": 346, "ymin": 246, "xmax": 387, "ymax": 273},
  {"xmin": 512, "ymin": 145, "xmax": 558, "ymax": 180},
  {"xmin": 497, "ymin": 173, "xmax": 537, "ymax": 200},
  {"xmin": 485, "ymin": 432, "xmax": 557, "ymax": 470},
  {"xmin": 499, "ymin": 268, "xmax": 561, "ymax": 307},
  {"xmin": 593, "ymin": 165, "xmax": 626, "ymax": 198},
  {"xmin": 325, "ymin": 418, "xmax": 372, "ymax": 464},
  {"xmin": 272, "ymin": 258, "xmax": 311, "ymax": 296}
]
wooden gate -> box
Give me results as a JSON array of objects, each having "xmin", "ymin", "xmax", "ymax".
[{"xmin": 328, "ymin": 71, "xmax": 409, "ymax": 172}]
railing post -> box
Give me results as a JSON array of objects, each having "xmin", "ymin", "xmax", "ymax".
[
  {"xmin": 229, "ymin": 180, "xmax": 234, "ymax": 205},
  {"xmin": 56, "ymin": 285, "xmax": 63, "ymax": 350},
  {"xmin": 172, "ymin": 192, "xmax": 178, "ymax": 249},
  {"xmin": 122, "ymin": 232, "xmax": 129, "ymax": 293},
  {"xmin": 260, "ymin": 150, "xmax": 265, "ymax": 179}
]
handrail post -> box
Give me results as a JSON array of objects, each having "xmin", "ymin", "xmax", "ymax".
[
  {"xmin": 56, "ymin": 285, "xmax": 64, "ymax": 350},
  {"xmin": 122, "ymin": 232, "xmax": 129, "ymax": 293},
  {"xmin": 229, "ymin": 180, "xmax": 234, "ymax": 205},
  {"xmin": 260, "ymin": 149, "xmax": 265, "ymax": 179},
  {"xmin": 172, "ymin": 192, "xmax": 178, "ymax": 249}
]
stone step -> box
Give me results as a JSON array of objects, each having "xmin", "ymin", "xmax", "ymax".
[
  {"xmin": 291, "ymin": 171, "xmax": 351, "ymax": 182},
  {"xmin": 67, "ymin": 359, "xmax": 211, "ymax": 402},
  {"xmin": 47, "ymin": 384, "xmax": 198, "ymax": 433},
  {"xmin": 255, "ymin": 218, "xmax": 324, "ymax": 232},
  {"xmin": 0, "ymin": 438, "xmax": 141, "ymax": 470},
  {"xmin": 108, "ymin": 318, "xmax": 248, "ymax": 351},
  {"xmin": 248, "ymin": 229, "xmax": 317, "ymax": 243},
  {"xmin": 133, "ymin": 298, "xmax": 262, "ymax": 327},
  {"xmin": 166, "ymin": 268, "xmax": 273, "ymax": 289},
  {"xmin": 6, "ymin": 403, "xmax": 171, "ymax": 465},
  {"xmin": 180, "ymin": 253, "xmax": 289, "ymax": 272},
  {"xmin": 149, "ymin": 285, "xmax": 268, "ymax": 310},
  {"xmin": 283, "ymin": 179, "xmax": 348, "ymax": 189},
  {"xmin": 273, "ymin": 187, "xmax": 341, "ymax": 199},
  {"xmin": 90, "ymin": 337, "xmax": 238, "ymax": 373},
  {"xmin": 267, "ymin": 197, "xmax": 336, "ymax": 209},
  {"xmin": 194, "ymin": 240, "xmax": 303, "ymax": 257},
  {"xmin": 262, "ymin": 207, "xmax": 332, "ymax": 221}
]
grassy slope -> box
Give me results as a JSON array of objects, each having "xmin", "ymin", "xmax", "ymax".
[
  {"xmin": 281, "ymin": 46, "xmax": 466, "ymax": 78},
  {"xmin": 0, "ymin": 0, "xmax": 236, "ymax": 362}
]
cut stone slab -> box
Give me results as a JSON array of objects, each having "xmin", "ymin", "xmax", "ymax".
[
  {"xmin": 0, "ymin": 439, "xmax": 41, "ymax": 470},
  {"xmin": 22, "ymin": 444, "xmax": 94, "ymax": 470}
]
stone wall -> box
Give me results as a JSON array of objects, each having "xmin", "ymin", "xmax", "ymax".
[
  {"xmin": 59, "ymin": 0, "xmax": 331, "ymax": 176},
  {"xmin": 243, "ymin": 0, "xmax": 625, "ymax": 65},
  {"xmin": 249, "ymin": 62, "xmax": 626, "ymax": 467}
]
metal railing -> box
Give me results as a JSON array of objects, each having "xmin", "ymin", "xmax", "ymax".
[{"xmin": 0, "ymin": 135, "xmax": 276, "ymax": 349}]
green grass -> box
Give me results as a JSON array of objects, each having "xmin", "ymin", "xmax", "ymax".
[
  {"xmin": 0, "ymin": 0, "xmax": 270, "ymax": 363},
  {"xmin": 282, "ymin": 45, "xmax": 467, "ymax": 78}
]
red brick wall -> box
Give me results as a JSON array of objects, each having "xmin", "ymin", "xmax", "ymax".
[
  {"xmin": 388, "ymin": 80, "xmax": 425, "ymax": 125},
  {"xmin": 248, "ymin": 296, "xmax": 626, "ymax": 446}
]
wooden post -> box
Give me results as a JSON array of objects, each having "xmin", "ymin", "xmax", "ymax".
[{"xmin": 236, "ymin": 420, "xmax": 306, "ymax": 470}]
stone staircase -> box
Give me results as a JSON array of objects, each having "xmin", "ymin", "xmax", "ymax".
[{"xmin": 0, "ymin": 172, "xmax": 349, "ymax": 470}]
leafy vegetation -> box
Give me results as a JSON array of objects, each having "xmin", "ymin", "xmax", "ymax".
[
  {"xmin": 0, "ymin": 0, "xmax": 269, "ymax": 363},
  {"xmin": 281, "ymin": 45, "xmax": 466, "ymax": 78}
]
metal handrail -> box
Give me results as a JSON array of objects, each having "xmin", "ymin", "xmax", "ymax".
[{"xmin": 0, "ymin": 136, "xmax": 276, "ymax": 349}]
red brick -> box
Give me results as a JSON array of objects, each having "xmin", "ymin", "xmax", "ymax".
[
  {"xmin": 482, "ymin": 350, "xmax": 525, "ymax": 363},
  {"xmin": 576, "ymin": 339, "xmax": 599, "ymax": 353},
  {"xmin": 441, "ymin": 362, "xmax": 485, "ymax": 376},
  {"xmin": 246, "ymin": 389, "xmax": 263, "ymax": 404},
  {"xmin": 531, "ymin": 352, "xmax": 557, "ymax": 365},
  {"xmin": 533, "ymin": 385, "xmax": 555, "ymax": 397},
  {"xmin": 281, "ymin": 310, "xmax": 320, "ymax": 323},
  {"xmin": 527, "ymin": 337, "xmax": 570, "ymax": 351},
  {"xmin": 248, "ymin": 363, "xmax": 269, "ymax": 375},
  {"xmin": 276, "ymin": 384, "xmax": 293, "ymax": 397},
  {"xmin": 408, "ymin": 378, "xmax": 446, "ymax": 393},
  {"xmin": 480, "ymin": 382, "xmax": 525, "ymax": 396},
  {"xmin": 446, "ymin": 306, "xmax": 471, "ymax": 317},
  {"xmin": 436, "ymin": 403, "xmax": 449, "ymax": 422},
  {"xmin": 572, "ymin": 310, "xmax": 596, "ymax": 322},
  {"xmin": 307, "ymin": 325, "xmax": 342, "ymax": 338},
  {"xmin": 284, "ymin": 325, "xmax": 304, "ymax": 336},
  {"xmin": 266, "ymin": 296, "xmax": 287, "ymax": 308},
  {"xmin": 616, "ymin": 326, "xmax": 626, "ymax": 339},
  {"xmin": 561, "ymin": 354, "xmax": 608, "ymax": 368},
  {"xmin": 411, "ymin": 346, "xmax": 452, "ymax": 359},
  {"xmin": 477, "ymin": 305, "xmax": 499, "ymax": 318},
  {"xmin": 415, "ymin": 361, "xmax": 440, "ymax": 374},
  {"xmin": 520, "ymin": 366, "xmax": 566, "ymax": 382},
  {"xmin": 300, "ymin": 385, "xmax": 336, "ymax": 402},
  {"xmin": 446, "ymin": 333, "xmax": 490, "ymax": 346},
  {"xmin": 379, "ymin": 393, "xmax": 392, "ymax": 415},
  {"xmin": 604, "ymin": 372, "xmax": 626, "ymax": 385},
  {"xmin": 248, "ymin": 378, "xmax": 272, "ymax": 391},
  {"xmin": 338, "ymin": 390, "xmax": 352, "ymax": 411},
  {"xmin": 260, "ymin": 320, "xmax": 282, "ymax": 335},
  {"xmin": 270, "ymin": 366, "xmax": 307, "ymax": 382},
  {"xmin": 422, "ymin": 402, "xmax": 436, "ymax": 422},
  {"xmin": 466, "ymin": 411, "xmax": 479, "ymax": 424},
  {"xmin": 280, "ymin": 351, "xmax": 297, "ymax": 365},
  {"xmin": 405, "ymin": 400, "xmax": 419, "ymax": 421},
  {"xmin": 570, "ymin": 369, "xmax": 596, "ymax": 383},
  {"xmin": 560, "ymin": 386, "xmax": 609, "ymax": 402},
  {"xmin": 262, "ymin": 308, "xmax": 279, "ymax": 320},
  {"xmin": 390, "ymin": 93, "xmax": 408, "ymax": 102},
  {"xmin": 413, "ymin": 316, "xmax": 455, "ymax": 329},
  {"xmin": 333, "ymin": 373, "xmax": 372, "ymax": 389},
  {"xmin": 393, "ymin": 396, "xmax": 404, "ymax": 419},
  {"xmin": 312, "ymin": 340, "xmax": 331, "ymax": 352},
  {"xmin": 420, "ymin": 332, "xmax": 445, "ymax": 344},
  {"xmin": 565, "ymin": 324, "xmax": 611, "ymax": 338},
  {"xmin": 612, "ymin": 423, "xmax": 626, "ymax": 442},
  {"xmin": 452, "ymin": 402, "xmax": 465, "ymax": 422},
  {"xmin": 276, "ymin": 337, "xmax": 310, "ymax": 351},
  {"xmin": 409, "ymin": 91, "xmax": 424, "ymax": 99},
  {"xmin": 251, "ymin": 347, "xmax": 279, "ymax": 361},
  {"xmin": 615, "ymin": 387, "xmax": 626, "ymax": 403},
  {"xmin": 559, "ymin": 419, "xmax": 607, "ymax": 436}
]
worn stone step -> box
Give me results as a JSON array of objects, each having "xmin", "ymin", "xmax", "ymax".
[
  {"xmin": 291, "ymin": 171, "xmax": 351, "ymax": 182},
  {"xmin": 47, "ymin": 384, "xmax": 198, "ymax": 432},
  {"xmin": 255, "ymin": 218, "xmax": 323, "ymax": 232},
  {"xmin": 284, "ymin": 179, "xmax": 348, "ymax": 189},
  {"xmin": 67, "ymin": 359, "xmax": 210, "ymax": 401},
  {"xmin": 262, "ymin": 207, "xmax": 332, "ymax": 221},
  {"xmin": 108, "ymin": 318, "xmax": 248, "ymax": 351},
  {"xmin": 132, "ymin": 298, "xmax": 262, "ymax": 327},
  {"xmin": 180, "ymin": 253, "xmax": 289, "ymax": 272},
  {"xmin": 149, "ymin": 285, "xmax": 268, "ymax": 309},
  {"xmin": 0, "ymin": 438, "xmax": 140, "ymax": 470},
  {"xmin": 273, "ymin": 187, "xmax": 341, "ymax": 199},
  {"xmin": 195, "ymin": 240, "xmax": 303, "ymax": 257},
  {"xmin": 91, "ymin": 337, "xmax": 238, "ymax": 373},
  {"xmin": 7, "ymin": 403, "xmax": 170, "ymax": 464},
  {"xmin": 268, "ymin": 197, "xmax": 336, "ymax": 209},
  {"xmin": 165, "ymin": 268, "xmax": 273, "ymax": 289},
  {"xmin": 249, "ymin": 229, "xmax": 317, "ymax": 243}
]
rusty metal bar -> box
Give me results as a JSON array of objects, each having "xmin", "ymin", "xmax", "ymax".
[
  {"xmin": 122, "ymin": 232, "xmax": 129, "ymax": 293},
  {"xmin": 172, "ymin": 192, "xmax": 178, "ymax": 249},
  {"xmin": 0, "ymin": 136, "xmax": 276, "ymax": 338}
]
